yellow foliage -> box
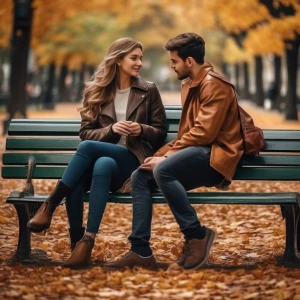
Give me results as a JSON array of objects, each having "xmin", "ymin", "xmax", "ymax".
[
  {"xmin": 244, "ymin": 10, "xmax": 300, "ymax": 56},
  {"xmin": 2, "ymin": 0, "xmax": 300, "ymax": 66},
  {"xmin": 184, "ymin": 0, "xmax": 270, "ymax": 34},
  {"xmin": 277, "ymin": 0, "xmax": 300, "ymax": 9},
  {"xmin": 244, "ymin": 26, "xmax": 284, "ymax": 56},
  {"xmin": 223, "ymin": 37, "xmax": 252, "ymax": 64},
  {"xmin": 0, "ymin": 0, "xmax": 13, "ymax": 47},
  {"xmin": 34, "ymin": 12, "xmax": 122, "ymax": 69}
]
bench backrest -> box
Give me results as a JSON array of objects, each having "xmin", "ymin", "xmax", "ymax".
[{"xmin": 2, "ymin": 105, "xmax": 300, "ymax": 181}]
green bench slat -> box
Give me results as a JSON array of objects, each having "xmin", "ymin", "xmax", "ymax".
[
  {"xmin": 3, "ymin": 166, "xmax": 300, "ymax": 180},
  {"xmin": 6, "ymin": 134, "xmax": 177, "ymax": 150},
  {"xmin": 8, "ymin": 111, "xmax": 182, "ymax": 136},
  {"xmin": 5, "ymin": 191, "xmax": 299, "ymax": 205},
  {"xmin": 233, "ymin": 167, "xmax": 300, "ymax": 180},
  {"xmin": 7, "ymin": 122, "xmax": 179, "ymax": 136},
  {"xmin": 8, "ymin": 123, "xmax": 81, "ymax": 136},
  {"xmin": 6, "ymin": 137, "xmax": 300, "ymax": 152},
  {"xmin": 4, "ymin": 153, "xmax": 300, "ymax": 166},
  {"xmin": 263, "ymin": 130, "xmax": 300, "ymax": 140},
  {"xmin": 9, "ymin": 107, "xmax": 182, "ymax": 124},
  {"xmin": 10, "ymin": 119, "xmax": 81, "ymax": 124},
  {"xmin": 3, "ymin": 153, "xmax": 74, "ymax": 164},
  {"xmin": 240, "ymin": 155, "xmax": 300, "ymax": 166},
  {"xmin": 263, "ymin": 141, "xmax": 300, "ymax": 152},
  {"xmin": 6, "ymin": 138, "xmax": 82, "ymax": 150}
]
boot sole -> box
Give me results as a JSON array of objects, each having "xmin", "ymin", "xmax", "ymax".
[
  {"xmin": 63, "ymin": 262, "xmax": 89, "ymax": 269},
  {"xmin": 191, "ymin": 230, "xmax": 216, "ymax": 270},
  {"xmin": 102, "ymin": 264, "xmax": 158, "ymax": 271},
  {"xmin": 27, "ymin": 223, "xmax": 49, "ymax": 233}
]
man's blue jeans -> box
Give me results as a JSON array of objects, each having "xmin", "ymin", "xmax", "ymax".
[
  {"xmin": 61, "ymin": 140, "xmax": 139, "ymax": 234},
  {"xmin": 129, "ymin": 146, "xmax": 223, "ymax": 255}
]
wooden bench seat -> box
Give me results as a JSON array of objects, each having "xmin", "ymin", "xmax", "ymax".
[{"xmin": 2, "ymin": 105, "xmax": 300, "ymax": 266}]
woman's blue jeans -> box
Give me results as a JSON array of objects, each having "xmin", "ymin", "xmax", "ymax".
[{"xmin": 61, "ymin": 140, "xmax": 139, "ymax": 234}]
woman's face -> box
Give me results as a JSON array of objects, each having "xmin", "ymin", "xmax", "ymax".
[{"xmin": 118, "ymin": 47, "xmax": 143, "ymax": 78}]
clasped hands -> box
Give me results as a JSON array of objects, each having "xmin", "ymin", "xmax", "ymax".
[
  {"xmin": 112, "ymin": 121, "xmax": 166, "ymax": 172},
  {"xmin": 112, "ymin": 121, "xmax": 141, "ymax": 136}
]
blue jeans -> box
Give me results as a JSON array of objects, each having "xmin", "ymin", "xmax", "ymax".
[
  {"xmin": 62, "ymin": 140, "xmax": 139, "ymax": 234},
  {"xmin": 129, "ymin": 146, "xmax": 224, "ymax": 254}
]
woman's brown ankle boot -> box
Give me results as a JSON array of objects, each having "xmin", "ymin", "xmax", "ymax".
[
  {"xmin": 63, "ymin": 235, "xmax": 95, "ymax": 268},
  {"xmin": 27, "ymin": 181, "xmax": 72, "ymax": 232},
  {"xmin": 69, "ymin": 227, "xmax": 85, "ymax": 252}
]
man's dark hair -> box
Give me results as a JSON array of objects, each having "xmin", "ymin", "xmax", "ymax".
[{"xmin": 164, "ymin": 33, "xmax": 205, "ymax": 64}]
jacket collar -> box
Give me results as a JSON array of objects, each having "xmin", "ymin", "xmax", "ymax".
[
  {"xmin": 100, "ymin": 100, "xmax": 116, "ymax": 121},
  {"xmin": 126, "ymin": 77, "xmax": 148, "ymax": 119},
  {"xmin": 131, "ymin": 76, "xmax": 149, "ymax": 92},
  {"xmin": 186, "ymin": 61, "xmax": 214, "ymax": 88},
  {"xmin": 100, "ymin": 76, "xmax": 148, "ymax": 121}
]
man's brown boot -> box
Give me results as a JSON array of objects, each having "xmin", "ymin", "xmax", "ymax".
[
  {"xmin": 69, "ymin": 227, "xmax": 85, "ymax": 252},
  {"xmin": 63, "ymin": 235, "xmax": 94, "ymax": 268},
  {"xmin": 103, "ymin": 251, "xmax": 158, "ymax": 270},
  {"xmin": 176, "ymin": 241, "xmax": 188, "ymax": 266},
  {"xmin": 27, "ymin": 181, "xmax": 71, "ymax": 233},
  {"xmin": 183, "ymin": 228, "xmax": 216, "ymax": 270}
]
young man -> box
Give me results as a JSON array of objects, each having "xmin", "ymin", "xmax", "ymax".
[{"xmin": 104, "ymin": 33, "xmax": 244, "ymax": 270}]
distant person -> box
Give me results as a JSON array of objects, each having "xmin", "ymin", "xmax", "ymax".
[
  {"xmin": 264, "ymin": 81, "xmax": 278, "ymax": 110},
  {"xmin": 27, "ymin": 38, "xmax": 167, "ymax": 268},
  {"xmin": 105, "ymin": 33, "xmax": 244, "ymax": 270}
]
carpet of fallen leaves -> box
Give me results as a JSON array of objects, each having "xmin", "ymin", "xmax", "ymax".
[{"xmin": 1, "ymin": 99, "xmax": 300, "ymax": 299}]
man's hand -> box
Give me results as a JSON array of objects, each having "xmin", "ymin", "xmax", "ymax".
[
  {"xmin": 139, "ymin": 156, "xmax": 166, "ymax": 172},
  {"xmin": 112, "ymin": 121, "xmax": 132, "ymax": 136},
  {"xmin": 129, "ymin": 122, "xmax": 142, "ymax": 136}
]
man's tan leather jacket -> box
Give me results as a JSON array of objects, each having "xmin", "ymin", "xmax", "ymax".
[{"xmin": 155, "ymin": 62, "xmax": 244, "ymax": 180}]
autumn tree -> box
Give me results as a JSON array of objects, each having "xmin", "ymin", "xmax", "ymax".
[
  {"xmin": 2, "ymin": 0, "xmax": 33, "ymax": 134},
  {"xmin": 255, "ymin": 0, "xmax": 300, "ymax": 119},
  {"xmin": 171, "ymin": 0, "xmax": 270, "ymax": 106},
  {"xmin": 0, "ymin": 0, "xmax": 13, "ymax": 92}
]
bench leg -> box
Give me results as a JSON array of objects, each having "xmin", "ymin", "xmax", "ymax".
[
  {"xmin": 280, "ymin": 205, "xmax": 300, "ymax": 266},
  {"xmin": 11, "ymin": 203, "xmax": 31, "ymax": 259}
]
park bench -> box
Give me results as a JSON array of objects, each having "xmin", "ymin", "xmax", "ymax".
[{"xmin": 1, "ymin": 105, "xmax": 300, "ymax": 266}]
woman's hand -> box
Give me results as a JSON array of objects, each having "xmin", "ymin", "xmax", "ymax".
[
  {"xmin": 112, "ymin": 121, "xmax": 132, "ymax": 136},
  {"xmin": 112, "ymin": 121, "xmax": 142, "ymax": 136},
  {"xmin": 129, "ymin": 122, "xmax": 142, "ymax": 136}
]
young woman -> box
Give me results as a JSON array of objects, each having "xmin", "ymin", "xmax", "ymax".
[{"xmin": 27, "ymin": 38, "xmax": 167, "ymax": 268}]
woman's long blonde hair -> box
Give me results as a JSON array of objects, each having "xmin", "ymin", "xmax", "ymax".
[{"xmin": 78, "ymin": 38, "xmax": 143, "ymax": 121}]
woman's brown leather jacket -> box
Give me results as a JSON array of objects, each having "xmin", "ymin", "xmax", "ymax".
[{"xmin": 79, "ymin": 76, "xmax": 167, "ymax": 164}]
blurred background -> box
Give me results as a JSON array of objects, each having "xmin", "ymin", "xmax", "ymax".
[{"xmin": 0, "ymin": 0, "xmax": 299, "ymax": 133}]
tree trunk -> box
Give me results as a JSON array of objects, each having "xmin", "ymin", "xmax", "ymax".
[
  {"xmin": 43, "ymin": 63, "xmax": 55, "ymax": 109},
  {"xmin": 88, "ymin": 66, "xmax": 95, "ymax": 78},
  {"xmin": 241, "ymin": 62, "xmax": 251, "ymax": 99},
  {"xmin": 284, "ymin": 40, "xmax": 299, "ymax": 120},
  {"xmin": 3, "ymin": 0, "xmax": 33, "ymax": 134},
  {"xmin": 0, "ymin": 48, "xmax": 3, "ymax": 93},
  {"xmin": 234, "ymin": 63, "xmax": 240, "ymax": 92},
  {"xmin": 274, "ymin": 55, "xmax": 282, "ymax": 111},
  {"xmin": 221, "ymin": 61, "xmax": 229, "ymax": 78},
  {"xmin": 58, "ymin": 64, "xmax": 68, "ymax": 102},
  {"xmin": 254, "ymin": 56, "xmax": 264, "ymax": 107},
  {"xmin": 70, "ymin": 70, "xmax": 77, "ymax": 102},
  {"xmin": 76, "ymin": 65, "xmax": 85, "ymax": 102}
]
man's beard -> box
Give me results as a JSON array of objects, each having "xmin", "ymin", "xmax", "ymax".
[{"xmin": 177, "ymin": 72, "xmax": 189, "ymax": 80}]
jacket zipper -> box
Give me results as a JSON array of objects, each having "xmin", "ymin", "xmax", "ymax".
[
  {"xmin": 139, "ymin": 139, "xmax": 154, "ymax": 157},
  {"xmin": 141, "ymin": 140, "xmax": 153, "ymax": 150},
  {"xmin": 140, "ymin": 138, "xmax": 147, "ymax": 157}
]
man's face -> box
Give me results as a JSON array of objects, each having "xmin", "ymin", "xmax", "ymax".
[{"xmin": 169, "ymin": 50, "xmax": 190, "ymax": 80}]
